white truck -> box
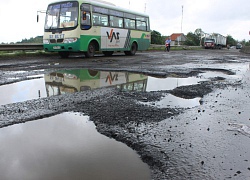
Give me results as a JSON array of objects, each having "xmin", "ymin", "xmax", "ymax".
[{"xmin": 204, "ymin": 33, "xmax": 227, "ymax": 49}]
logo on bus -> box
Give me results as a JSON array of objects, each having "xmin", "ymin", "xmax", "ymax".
[
  {"xmin": 106, "ymin": 29, "xmax": 120, "ymax": 43},
  {"xmin": 105, "ymin": 72, "xmax": 118, "ymax": 84}
]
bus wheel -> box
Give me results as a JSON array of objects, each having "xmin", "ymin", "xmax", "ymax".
[
  {"xmin": 124, "ymin": 42, "xmax": 137, "ymax": 56},
  {"xmin": 58, "ymin": 51, "xmax": 69, "ymax": 58},
  {"xmin": 103, "ymin": 51, "xmax": 114, "ymax": 56},
  {"xmin": 85, "ymin": 42, "xmax": 96, "ymax": 58}
]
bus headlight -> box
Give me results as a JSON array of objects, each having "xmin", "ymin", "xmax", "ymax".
[
  {"xmin": 43, "ymin": 39, "xmax": 50, "ymax": 44},
  {"xmin": 64, "ymin": 38, "xmax": 78, "ymax": 43}
]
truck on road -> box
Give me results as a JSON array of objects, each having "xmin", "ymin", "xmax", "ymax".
[{"xmin": 204, "ymin": 33, "xmax": 226, "ymax": 49}]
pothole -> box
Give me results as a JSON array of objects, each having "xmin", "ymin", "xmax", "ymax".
[
  {"xmin": 0, "ymin": 112, "xmax": 151, "ymax": 180},
  {"xmin": 0, "ymin": 68, "xmax": 235, "ymax": 107}
]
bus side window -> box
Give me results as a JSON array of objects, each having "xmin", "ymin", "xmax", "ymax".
[
  {"xmin": 146, "ymin": 18, "xmax": 150, "ymax": 31},
  {"xmin": 94, "ymin": 17, "xmax": 100, "ymax": 25},
  {"xmin": 125, "ymin": 18, "xmax": 135, "ymax": 29},
  {"xmin": 136, "ymin": 20, "xmax": 146, "ymax": 31},
  {"xmin": 100, "ymin": 15, "xmax": 108, "ymax": 26},
  {"xmin": 93, "ymin": 14, "xmax": 108, "ymax": 27},
  {"xmin": 130, "ymin": 20, "xmax": 135, "ymax": 29},
  {"xmin": 118, "ymin": 19, "xmax": 123, "ymax": 28},
  {"xmin": 110, "ymin": 16, "xmax": 123, "ymax": 28},
  {"xmin": 125, "ymin": 19, "xmax": 130, "ymax": 28}
]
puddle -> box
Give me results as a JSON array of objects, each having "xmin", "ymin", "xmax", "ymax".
[
  {"xmin": 0, "ymin": 78, "xmax": 46, "ymax": 105},
  {"xmin": 198, "ymin": 71, "xmax": 230, "ymax": 79},
  {"xmin": 146, "ymin": 76, "xmax": 206, "ymax": 91},
  {"xmin": 0, "ymin": 112, "xmax": 151, "ymax": 180},
  {"xmin": 0, "ymin": 68, "xmax": 239, "ymax": 107},
  {"xmin": 144, "ymin": 93, "xmax": 201, "ymax": 108},
  {"xmin": 195, "ymin": 63, "xmax": 250, "ymax": 79}
]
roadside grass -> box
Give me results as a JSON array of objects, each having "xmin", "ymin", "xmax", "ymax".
[
  {"xmin": 148, "ymin": 45, "xmax": 203, "ymax": 51},
  {"xmin": 0, "ymin": 50, "xmax": 57, "ymax": 58}
]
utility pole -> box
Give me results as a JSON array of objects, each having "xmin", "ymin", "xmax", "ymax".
[
  {"xmin": 144, "ymin": 3, "xmax": 146, "ymax": 13},
  {"xmin": 181, "ymin": 5, "xmax": 183, "ymax": 33}
]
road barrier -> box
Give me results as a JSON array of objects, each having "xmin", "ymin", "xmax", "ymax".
[{"xmin": 0, "ymin": 43, "xmax": 43, "ymax": 51}]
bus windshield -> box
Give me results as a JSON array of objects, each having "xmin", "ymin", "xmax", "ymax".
[{"xmin": 45, "ymin": 1, "xmax": 78, "ymax": 30}]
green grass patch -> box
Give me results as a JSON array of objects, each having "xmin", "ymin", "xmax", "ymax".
[
  {"xmin": 0, "ymin": 50, "xmax": 58, "ymax": 58},
  {"xmin": 148, "ymin": 45, "xmax": 203, "ymax": 51}
]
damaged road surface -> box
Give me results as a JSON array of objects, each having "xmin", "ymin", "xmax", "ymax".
[{"xmin": 0, "ymin": 49, "xmax": 250, "ymax": 180}]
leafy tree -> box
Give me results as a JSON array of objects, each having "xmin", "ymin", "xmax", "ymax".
[
  {"xmin": 151, "ymin": 30, "xmax": 162, "ymax": 44},
  {"xmin": 194, "ymin": 28, "xmax": 203, "ymax": 37},
  {"xmin": 183, "ymin": 38, "xmax": 196, "ymax": 46},
  {"xmin": 241, "ymin": 39, "xmax": 250, "ymax": 46},
  {"xmin": 183, "ymin": 32, "xmax": 200, "ymax": 46},
  {"xmin": 194, "ymin": 28, "xmax": 204, "ymax": 46},
  {"xmin": 17, "ymin": 36, "xmax": 43, "ymax": 44},
  {"xmin": 226, "ymin": 35, "xmax": 236, "ymax": 46},
  {"xmin": 161, "ymin": 35, "xmax": 168, "ymax": 44}
]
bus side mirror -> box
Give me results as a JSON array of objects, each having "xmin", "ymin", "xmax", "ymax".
[
  {"xmin": 37, "ymin": 10, "xmax": 46, "ymax": 23},
  {"xmin": 82, "ymin": 12, "xmax": 86, "ymax": 20}
]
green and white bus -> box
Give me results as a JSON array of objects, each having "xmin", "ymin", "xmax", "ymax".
[{"xmin": 42, "ymin": 0, "xmax": 151, "ymax": 58}]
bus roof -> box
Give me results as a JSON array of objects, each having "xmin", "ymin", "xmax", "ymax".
[{"xmin": 48, "ymin": 0, "xmax": 149, "ymax": 17}]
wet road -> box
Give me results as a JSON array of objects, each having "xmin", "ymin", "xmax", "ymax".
[{"xmin": 0, "ymin": 49, "xmax": 250, "ymax": 180}]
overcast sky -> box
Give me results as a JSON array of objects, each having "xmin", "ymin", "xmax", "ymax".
[{"xmin": 0, "ymin": 0, "xmax": 249, "ymax": 43}]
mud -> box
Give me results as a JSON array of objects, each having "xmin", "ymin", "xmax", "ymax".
[{"xmin": 0, "ymin": 49, "xmax": 250, "ymax": 179}]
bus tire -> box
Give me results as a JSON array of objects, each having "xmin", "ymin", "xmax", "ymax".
[
  {"xmin": 58, "ymin": 51, "xmax": 69, "ymax": 58},
  {"xmin": 124, "ymin": 42, "xmax": 137, "ymax": 56},
  {"xmin": 103, "ymin": 51, "xmax": 114, "ymax": 56},
  {"xmin": 85, "ymin": 42, "xmax": 96, "ymax": 58}
]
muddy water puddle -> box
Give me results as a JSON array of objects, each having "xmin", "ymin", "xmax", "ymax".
[
  {"xmin": 0, "ymin": 64, "xmax": 247, "ymax": 107},
  {"xmin": 0, "ymin": 112, "xmax": 151, "ymax": 180},
  {"xmin": 0, "ymin": 65, "xmax": 245, "ymax": 108},
  {"xmin": 0, "ymin": 69, "xmax": 211, "ymax": 107}
]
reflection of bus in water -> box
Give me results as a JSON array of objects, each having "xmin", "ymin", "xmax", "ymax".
[{"xmin": 45, "ymin": 69, "xmax": 148, "ymax": 96}]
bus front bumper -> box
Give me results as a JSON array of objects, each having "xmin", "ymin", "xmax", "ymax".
[{"xmin": 43, "ymin": 41, "xmax": 80, "ymax": 52}]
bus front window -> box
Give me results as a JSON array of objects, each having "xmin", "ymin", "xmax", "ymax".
[
  {"xmin": 45, "ymin": 5, "xmax": 60, "ymax": 29},
  {"xmin": 45, "ymin": 2, "xmax": 78, "ymax": 30}
]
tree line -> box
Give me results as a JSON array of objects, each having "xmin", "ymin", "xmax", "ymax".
[
  {"xmin": 1, "ymin": 36, "xmax": 43, "ymax": 45},
  {"xmin": 151, "ymin": 28, "xmax": 250, "ymax": 46}
]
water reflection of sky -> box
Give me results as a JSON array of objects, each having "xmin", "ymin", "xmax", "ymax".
[
  {"xmin": 0, "ymin": 78, "xmax": 46, "ymax": 105},
  {"xmin": 0, "ymin": 112, "xmax": 150, "ymax": 180},
  {"xmin": 145, "ymin": 93, "xmax": 201, "ymax": 108},
  {"xmin": 146, "ymin": 76, "xmax": 205, "ymax": 92}
]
